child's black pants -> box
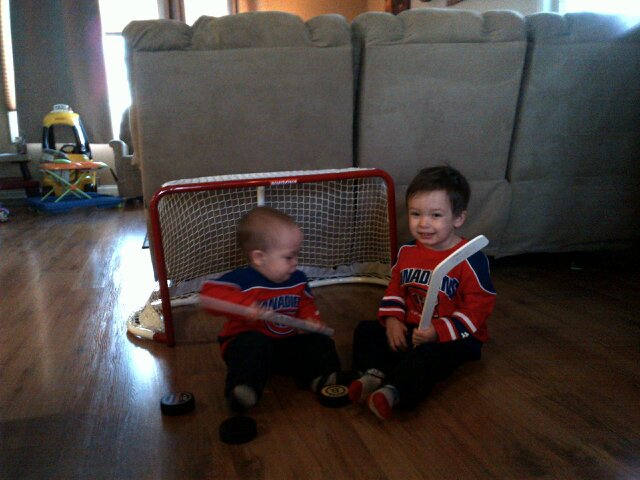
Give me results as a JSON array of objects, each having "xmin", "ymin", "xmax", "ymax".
[
  {"xmin": 351, "ymin": 320, "xmax": 481, "ymax": 409},
  {"xmin": 223, "ymin": 330, "xmax": 341, "ymax": 400}
]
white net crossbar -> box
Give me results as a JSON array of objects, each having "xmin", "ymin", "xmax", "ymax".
[{"xmin": 129, "ymin": 168, "xmax": 395, "ymax": 343}]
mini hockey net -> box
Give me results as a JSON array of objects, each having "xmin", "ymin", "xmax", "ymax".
[{"xmin": 128, "ymin": 168, "xmax": 397, "ymax": 345}]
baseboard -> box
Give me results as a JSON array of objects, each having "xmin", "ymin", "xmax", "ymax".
[
  {"xmin": 0, "ymin": 190, "xmax": 26, "ymax": 200},
  {"xmin": 97, "ymin": 184, "xmax": 119, "ymax": 196}
]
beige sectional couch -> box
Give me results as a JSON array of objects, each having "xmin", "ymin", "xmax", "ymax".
[{"xmin": 123, "ymin": 9, "xmax": 640, "ymax": 258}]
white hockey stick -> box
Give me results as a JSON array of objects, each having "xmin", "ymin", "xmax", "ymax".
[
  {"xmin": 418, "ymin": 235, "xmax": 489, "ymax": 330},
  {"xmin": 199, "ymin": 295, "xmax": 335, "ymax": 336}
]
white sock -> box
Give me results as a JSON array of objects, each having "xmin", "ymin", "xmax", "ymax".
[
  {"xmin": 231, "ymin": 384, "xmax": 257, "ymax": 410},
  {"xmin": 311, "ymin": 372, "xmax": 337, "ymax": 393}
]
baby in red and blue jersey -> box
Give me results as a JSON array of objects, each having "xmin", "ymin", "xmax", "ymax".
[{"xmin": 200, "ymin": 206, "xmax": 340, "ymax": 412}]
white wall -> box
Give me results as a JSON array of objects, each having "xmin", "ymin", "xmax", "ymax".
[{"xmin": 411, "ymin": 0, "xmax": 551, "ymax": 16}]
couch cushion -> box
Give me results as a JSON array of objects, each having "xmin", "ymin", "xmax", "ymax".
[
  {"xmin": 123, "ymin": 12, "xmax": 354, "ymax": 205},
  {"xmin": 509, "ymin": 13, "xmax": 640, "ymax": 181},
  {"xmin": 504, "ymin": 13, "xmax": 640, "ymax": 254},
  {"xmin": 354, "ymin": 9, "xmax": 526, "ymax": 253}
]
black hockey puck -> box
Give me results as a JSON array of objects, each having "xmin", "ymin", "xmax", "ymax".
[
  {"xmin": 160, "ymin": 392, "xmax": 196, "ymax": 416},
  {"xmin": 219, "ymin": 415, "xmax": 257, "ymax": 444},
  {"xmin": 318, "ymin": 384, "xmax": 351, "ymax": 408}
]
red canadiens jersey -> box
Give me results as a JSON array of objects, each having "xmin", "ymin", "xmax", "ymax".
[
  {"xmin": 200, "ymin": 266, "xmax": 321, "ymax": 353},
  {"xmin": 378, "ymin": 239, "xmax": 496, "ymax": 343}
]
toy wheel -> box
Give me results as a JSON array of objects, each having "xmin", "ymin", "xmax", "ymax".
[
  {"xmin": 41, "ymin": 186, "xmax": 53, "ymax": 197},
  {"xmin": 83, "ymin": 184, "xmax": 97, "ymax": 193}
]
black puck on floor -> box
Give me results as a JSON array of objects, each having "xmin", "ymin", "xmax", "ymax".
[
  {"xmin": 318, "ymin": 384, "xmax": 351, "ymax": 408},
  {"xmin": 219, "ymin": 415, "xmax": 257, "ymax": 445},
  {"xmin": 160, "ymin": 392, "xmax": 196, "ymax": 416}
]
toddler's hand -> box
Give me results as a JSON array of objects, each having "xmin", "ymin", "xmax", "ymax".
[
  {"xmin": 412, "ymin": 325, "xmax": 438, "ymax": 346},
  {"xmin": 245, "ymin": 303, "xmax": 270, "ymax": 321},
  {"xmin": 385, "ymin": 317, "xmax": 408, "ymax": 352}
]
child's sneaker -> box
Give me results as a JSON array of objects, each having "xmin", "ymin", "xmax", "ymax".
[
  {"xmin": 348, "ymin": 368, "xmax": 384, "ymax": 404},
  {"xmin": 367, "ymin": 386, "xmax": 398, "ymax": 420}
]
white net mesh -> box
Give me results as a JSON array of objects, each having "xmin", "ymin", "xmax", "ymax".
[
  {"xmin": 129, "ymin": 168, "xmax": 394, "ymax": 340},
  {"xmin": 159, "ymin": 169, "xmax": 393, "ymax": 297}
]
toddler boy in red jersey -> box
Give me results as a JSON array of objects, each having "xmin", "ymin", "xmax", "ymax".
[
  {"xmin": 200, "ymin": 206, "xmax": 341, "ymax": 412},
  {"xmin": 348, "ymin": 166, "xmax": 496, "ymax": 419}
]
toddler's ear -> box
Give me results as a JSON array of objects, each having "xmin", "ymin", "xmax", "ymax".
[
  {"xmin": 454, "ymin": 210, "xmax": 467, "ymax": 228},
  {"xmin": 249, "ymin": 249, "xmax": 265, "ymax": 266}
]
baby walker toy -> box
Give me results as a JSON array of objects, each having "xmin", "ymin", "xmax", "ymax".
[{"xmin": 27, "ymin": 104, "xmax": 123, "ymax": 212}]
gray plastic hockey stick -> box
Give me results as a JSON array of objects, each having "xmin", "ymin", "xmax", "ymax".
[{"xmin": 199, "ymin": 295, "xmax": 335, "ymax": 336}]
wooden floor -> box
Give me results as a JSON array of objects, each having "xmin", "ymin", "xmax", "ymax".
[{"xmin": 1, "ymin": 202, "xmax": 639, "ymax": 479}]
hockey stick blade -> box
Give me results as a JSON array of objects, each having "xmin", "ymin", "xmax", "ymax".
[
  {"xmin": 418, "ymin": 235, "xmax": 489, "ymax": 330},
  {"xmin": 199, "ymin": 295, "xmax": 335, "ymax": 336}
]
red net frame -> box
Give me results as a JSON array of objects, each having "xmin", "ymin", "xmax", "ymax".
[{"xmin": 145, "ymin": 168, "xmax": 397, "ymax": 345}]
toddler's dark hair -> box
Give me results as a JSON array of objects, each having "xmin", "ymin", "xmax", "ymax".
[{"xmin": 405, "ymin": 166, "xmax": 470, "ymax": 216}]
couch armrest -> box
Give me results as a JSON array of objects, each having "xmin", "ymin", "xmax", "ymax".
[
  {"xmin": 109, "ymin": 139, "xmax": 130, "ymax": 158},
  {"xmin": 109, "ymin": 139, "xmax": 142, "ymax": 199}
]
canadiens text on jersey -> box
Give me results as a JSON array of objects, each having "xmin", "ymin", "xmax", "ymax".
[
  {"xmin": 200, "ymin": 267, "xmax": 321, "ymax": 353},
  {"xmin": 378, "ymin": 239, "xmax": 496, "ymax": 343}
]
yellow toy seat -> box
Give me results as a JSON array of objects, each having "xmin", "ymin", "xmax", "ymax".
[{"xmin": 41, "ymin": 104, "xmax": 98, "ymax": 197}]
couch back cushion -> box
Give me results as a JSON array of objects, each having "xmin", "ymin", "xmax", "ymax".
[
  {"xmin": 509, "ymin": 13, "xmax": 640, "ymax": 181},
  {"xmin": 123, "ymin": 12, "xmax": 354, "ymax": 204},
  {"xmin": 354, "ymin": 9, "xmax": 526, "ymax": 251},
  {"xmin": 503, "ymin": 13, "xmax": 640, "ymax": 254}
]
